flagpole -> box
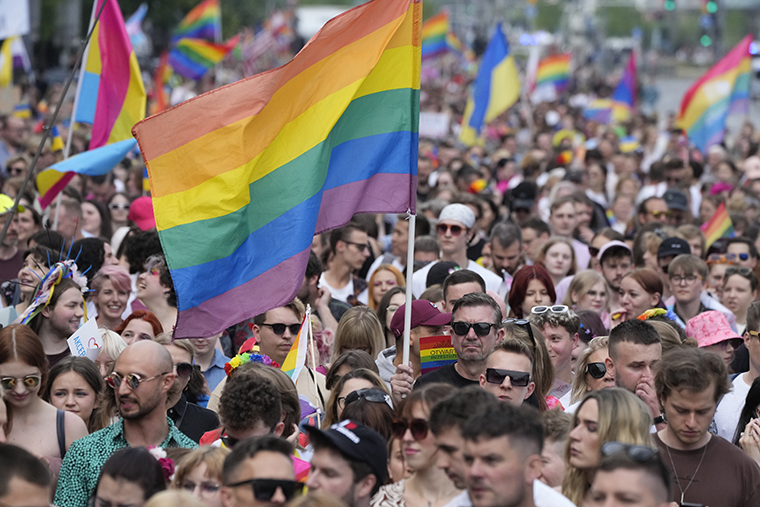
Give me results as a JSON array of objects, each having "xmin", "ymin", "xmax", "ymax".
[
  {"xmin": 306, "ymin": 304, "xmax": 321, "ymax": 427},
  {"xmin": 214, "ymin": 0, "xmax": 222, "ymax": 87},
  {"xmin": 402, "ymin": 212, "xmax": 416, "ymax": 366}
]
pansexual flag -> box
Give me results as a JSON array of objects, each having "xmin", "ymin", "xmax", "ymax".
[
  {"xmin": 172, "ymin": 0, "xmax": 220, "ymax": 43},
  {"xmin": 701, "ymin": 202, "xmax": 734, "ymax": 249},
  {"xmin": 168, "ymin": 35, "xmax": 240, "ymax": 81},
  {"xmin": 459, "ymin": 23, "xmax": 519, "ymax": 146},
  {"xmin": 73, "ymin": 0, "xmax": 146, "ymax": 149},
  {"xmin": 281, "ymin": 308, "xmax": 310, "ymax": 381},
  {"xmin": 610, "ymin": 51, "xmax": 636, "ymax": 122},
  {"xmin": 419, "ymin": 335, "xmax": 457, "ymax": 376},
  {"xmin": 677, "ymin": 35, "xmax": 752, "ymax": 154},
  {"xmin": 421, "ymin": 11, "xmax": 448, "ymax": 60},
  {"xmin": 133, "ymin": 0, "xmax": 421, "ymax": 338},
  {"xmin": 535, "ymin": 53, "xmax": 571, "ymax": 94}
]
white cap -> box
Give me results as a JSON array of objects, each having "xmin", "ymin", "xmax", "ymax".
[
  {"xmin": 438, "ymin": 203, "xmax": 476, "ymax": 229},
  {"xmin": 598, "ymin": 240, "xmax": 632, "ymax": 262}
]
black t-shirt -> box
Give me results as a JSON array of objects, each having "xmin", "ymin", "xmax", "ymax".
[
  {"xmin": 169, "ymin": 396, "xmax": 221, "ymax": 443},
  {"xmin": 414, "ymin": 363, "xmax": 478, "ymax": 389}
]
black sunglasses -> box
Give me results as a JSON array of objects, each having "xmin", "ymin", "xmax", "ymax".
[
  {"xmin": 391, "ymin": 418, "xmax": 429, "ymax": 441},
  {"xmin": 226, "ymin": 478, "xmax": 304, "ymax": 502},
  {"xmin": 220, "ymin": 430, "xmax": 239, "ymax": 449},
  {"xmin": 601, "ymin": 441, "xmax": 658, "ymax": 462},
  {"xmin": 502, "ymin": 318, "xmax": 537, "ymax": 352},
  {"xmin": 260, "ymin": 323, "xmax": 301, "ymax": 335},
  {"xmin": 587, "ymin": 362, "xmax": 607, "ymax": 379},
  {"xmin": 451, "ymin": 321, "xmax": 497, "ymax": 337},
  {"xmin": 175, "ymin": 362, "xmax": 193, "ymax": 379},
  {"xmin": 342, "ymin": 388, "xmax": 393, "ymax": 410},
  {"xmin": 485, "ymin": 368, "xmax": 531, "ymax": 387}
]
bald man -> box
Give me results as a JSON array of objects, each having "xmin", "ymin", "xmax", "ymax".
[{"xmin": 55, "ymin": 341, "xmax": 198, "ymax": 507}]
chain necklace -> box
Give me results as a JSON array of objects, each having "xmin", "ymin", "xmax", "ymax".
[{"xmin": 664, "ymin": 438, "xmax": 708, "ymax": 505}]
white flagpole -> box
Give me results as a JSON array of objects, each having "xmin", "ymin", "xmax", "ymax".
[
  {"xmin": 402, "ymin": 212, "xmax": 416, "ymax": 365},
  {"xmin": 306, "ymin": 304, "xmax": 322, "ymax": 426}
]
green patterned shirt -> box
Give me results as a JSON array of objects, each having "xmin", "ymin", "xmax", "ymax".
[{"xmin": 54, "ymin": 417, "xmax": 197, "ymax": 507}]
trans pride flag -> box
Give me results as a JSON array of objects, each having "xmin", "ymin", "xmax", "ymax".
[
  {"xmin": 172, "ymin": 0, "xmax": 221, "ymax": 43},
  {"xmin": 133, "ymin": 0, "xmax": 420, "ymax": 338},
  {"xmin": 677, "ymin": 35, "xmax": 752, "ymax": 154},
  {"xmin": 421, "ymin": 12, "xmax": 448, "ymax": 60}
]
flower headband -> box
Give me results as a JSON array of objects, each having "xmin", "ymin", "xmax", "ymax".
[
  {"xmin": 147, "ymin": 447, "xmax": 174, "ymax": 482},
  {"xmin": 224, "ymin": 352, "xmax": 279, "ymax": 376},
  {"xmin": 18, "ymin": 260, "xmax": 89, "ymax": 325}
]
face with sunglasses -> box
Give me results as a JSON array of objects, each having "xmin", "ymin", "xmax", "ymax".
[
  {"xmin": 393, "ymin": 402, "xmax": 438, "ymax": 471},
  {"xmin": 479, "ymin": 349, "xmax": 534, "ymax": 406},
  {"xmin": 164, "ymin": 343, "xmax": 195, "ymax": 406},
  {"xmin": 584, "ymin": 349, "xmax": 615, "ymax": 392},
  {"xmin": 338, "ymin": 230, "xmax": 371, "ymax": 270},
  {"xmin": 223, "ymin": 450, "xmax": 301, "ymax": 507},
  {"xmin": 253, "ymin": 307, "xmax": 302, "ymax": 365},
  {"xmin": 726, "ymin": 243, "xmax": 757, "ymax": 269},
  {"xmin": 0, "ymin": 360, "xmax": 43, "ymax": 408},
  {"xmin": 436, "ymin": 220, "xmax": 470, "ymax": 256},
  {"xmin": 451, "ymin": 306, "xmax": 504, "ymax": 363}
]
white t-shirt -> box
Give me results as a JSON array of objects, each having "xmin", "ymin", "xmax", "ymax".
[
  {"xmin": 715, "ymin": 373, "xmax": 753, "ymax": 441},
  {"xmin": 318, "ymin": 272, "xmax": 354, "ymax": 304},
  {"xmin": 445, "ymin": 481, "xmax": 574, "ymax": 507},
  {"xmin": 411, "ymin": 259, "xmax": 503, "ymax": 299}
]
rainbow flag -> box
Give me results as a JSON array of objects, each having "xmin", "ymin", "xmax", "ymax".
[
  {"xmin": 73, "ymin": 0, "xmax": 146, "ymax": 149},
  {"xmin": 583, "ymin": 98, "xmax": 613, "ymax": 124},
  {"xmin": 419, "ymin": 335, "xmax": 457, "ymax": 376},
  {"xmin": 677, "ymin": 35, "xmax": 752, "ymax": 154},
  {"xmin": 168, "ymin": 35, "xmax": 240, "ymax": 81},
  {"xmin": 459, "ymin": 23, "xmax": 519, "ymax": 146},
  {"xmin": 535, "ymin": 53, "xmax": 571, "ymax": 94},
  {"xmin": 281, "ymin": 309, "xmax": 310, "ymax": 381},
  {"xmin": 132, "ymin": 0, "xmax": 421, "ymax": 338},
  {"xmin": 172, "ymin": 0, "xmax": 220, "ymax": 43},
  {"xmin": 610, "ymin": 51, "xmax": 636, "ymax": 122},
  {"xmin": 421, "ymin": 11, "xmax": 448, "ymax": 60},
  {"xmin": 701, "ymin": 202, "xmax": 734, "ymax": 249},
  {"xmin": 151, "ymin": 51, "xmax": 172, "ymax": 115}
]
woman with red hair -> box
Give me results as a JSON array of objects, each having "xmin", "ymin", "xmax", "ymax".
[
  {"xmin": 114, "ymin": 310, "xmax": 163, "ymax": 345},
  {"xmin": 508, "ymin": 265, "xmax": 557, "ymax": 318}
]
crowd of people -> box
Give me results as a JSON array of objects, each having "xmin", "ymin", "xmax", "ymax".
[{"xmin": 4, "ymin": 12, "xmax": 760, "ymax": 507}]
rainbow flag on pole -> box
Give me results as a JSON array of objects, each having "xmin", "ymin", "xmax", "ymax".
[
  {"xmin": 172, "ymin": 0, "xmax": 221, "ymax": 43},
  {"xmin": 281, "ymin": 308, "xmax": 310, "ymax": 381},
  {"xmin": 535, "ymin": 53, "xmax": 571, "ymax": 94},
  {"xmin": 677, "ymin": 35, "xmax": 752, "ymax": 154},
  {"xmin": 421, "ymin": 11, "xmax": 448, "ymax": 60},
  {"xmin": 133, "ymin": 0, "xmax": 420, "ymax": 338},
  {"xmin": 169, "ymin": 35, "xmax": 240, "ymax": 80},
  {"xmin": 73, "ymin": 0, "xmax": 146, "ymax": 149},
  {"xmin": 701, "ymin": 202, "xmax": 734, "ymax": 249}
]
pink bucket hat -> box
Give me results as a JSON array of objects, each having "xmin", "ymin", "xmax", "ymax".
[{"xmin": 685, "ymin": 311, "xmax": 742, "ymax": 348}]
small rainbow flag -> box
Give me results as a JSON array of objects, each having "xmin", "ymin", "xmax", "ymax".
[
  {"xmin": 280, "ymin": 308, "xmax": 309, "ymax": 381},
  {"xmin": 50, "ymin": 126, "xmax": 64, "ymax": 152},
  {"xmin": 535, "ymin": 53, "xmax": 571, "ymax": 94},
  {"xmin": 172, "ymin": 0, "xmax": 220, "ymax": 43},
  {"xmin": 420, "ymin": 335, "xmax": 458, "ymax": 376},
  {"xmin": 677, "ymin": 35, "xmax": 752, "ymax": 154},
  {"xmin": 168, "ymin": 35, "xmax": 240, "ymax": 81},
  {"xmin": 421, "ymin": 11, "xmax": 448, "ymax": 60},
  {"xmin": 701, "ymin": 202, "xmax": 734, "ymax": 249}
]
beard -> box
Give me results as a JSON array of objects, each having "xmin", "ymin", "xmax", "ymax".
[{"xmin": 119, "ymin": 389, "xmax": 163, "ymax": 420}]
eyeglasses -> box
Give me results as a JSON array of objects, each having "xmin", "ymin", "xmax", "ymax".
[
  {"xmin": 587, "ymin": 362, "xmax": 607, "ymax": 379},
  {"xmin": 531, "ymin": 305, "xmax": 569, "ymax": 315},
  {"xmin": 343, "ymin": 240, "xmax": 368, "ymax": 252},
  {"xmin": 108, "ymin": 202, "xmax": 130, "ymax": 211},
  {"xmin": 340, "ymin": 388, "xmax": 393, "ymax": 410},
  {"xmin": 174, "ymin": 362, "xmax": 193, "ymax": 379},
  {"xmin": 725, "ymin": 266, "xmax": 754, "ymax": 278},
  {"xmin": 260, "ymin": 323, "xmax": 301, "ymax": 335},
  {"xmin": 484, "ymin": 368, "xmax": 531, "ymax": 387},
  {"xmin": 669, "ymin": 274, "xmax": 702, "ymax": 285},
  {"xmin": 502, "ymin": 318, "xmax": 537, "ymax": 352},
  {"xmin": 436, "ymin": 223, "xmax": 465, "ymax": 236},
  {"xmin": 226, "ymin": 478, "xmax": 304, "ymax": 502},
  {"xmin": 0, "ymin": 374, "xmax": 41, "ymax": 391},
  {"xmin": 451, "ymin": 321, "xmax": 497, "ymax": 337},
  {"xmin": 182, "ymin": 480, "xmax": 221, "ymax": 495},
  {"xmin": 391, "ymin": 418, "xmax": 429, "ymax": 441},
  {"xmin": 600, "ymin": 441, "xmax": 658, "ymax": 462},
  {"xmin": 105, "ymin": 371, "xmax": 169, "ymax": 390},
  {"xmin": 707, "ymin": 253, "xmax": 738, "ymax": 265}
]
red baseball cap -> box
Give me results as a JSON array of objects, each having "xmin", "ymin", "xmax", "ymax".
[
  {"xmin": 128, "ymin": 196, "xmax": 156, "ymax": 231},
  {"xmin": 390, "ymin": 300, "xmax": 451, "ymax": 338}
]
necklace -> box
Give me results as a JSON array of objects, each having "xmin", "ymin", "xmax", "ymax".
[{"xmin": 664, "ymin": 437, "xmax": 708, "ymax": 505}]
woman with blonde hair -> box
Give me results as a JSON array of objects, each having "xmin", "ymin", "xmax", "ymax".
[
  {"xmin": 172, "ymin": 447, "xmax": 229, "ymax": 507},
  {"xmin": 570, "ymin": 336, "xmax": 615, "ymax": 404},
  {"xmin": 562, "ymin": 270, "xmax": 609, "ymax": 317},
  {"xmin": 535, "ymin": 237, "xmax": 577, "ymax": 288},
  {"xmin": 366, "ymin": 264, "xmax": 405, "ymax": 311},
  {"xmin": 330, "ymin": 307, "xmax": 385, "ymax": 363},
  {"xmin": 563, "ymin": 388, "xmax": 653, "ymax": 506}
]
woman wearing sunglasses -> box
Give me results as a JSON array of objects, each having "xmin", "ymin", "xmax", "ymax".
[
  {"xmin": 43, "ymin": 356, "xmax": 110, "ymax": 434},
  {"xmin": 563, "ymin": 388, "xmax": 654, "ymax": 506},
  {"xmin": 569, "ymin": 336, "xmax": 615, "ymax": 405},
  {"xmin": 107, "ymin": 192, "xmax": 132, "ymax": 231},
  {"xmin": 0, "ymin": 325, "xmax": 89, "ymax": 476},
  {"xmin": 721, "ymin": 266, "xmax": 759, "ymax": 335},
  {"xmin": 323, "ymin": 368, "xmax": 388, "ymax": 428},
  {"xmin": 372, "ymin": 384, "xmax": 460, "ymax": 507},
  {"xmin": 92, "ymin": 447, "xmax": 167, "ymax": 507},
  {"xmin": 173, "ymin": 447, "xmax": 230, "ymax": 507}
]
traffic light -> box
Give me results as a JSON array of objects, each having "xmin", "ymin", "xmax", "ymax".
[{"xmin": 664, "ymin": 0, "xmax": 675, "ymax": 11}]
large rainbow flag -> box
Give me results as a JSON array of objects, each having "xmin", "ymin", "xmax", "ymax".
[
  {"xmin": 133, "ymin": 0, "xmax": 421, "ymax": 338},
  {"xmin": 534, "ymin": 53, "xmax": 571, "ymax": 94},
  {"xmin": 421, "ymin": 11, "xmax": 448, "ymax": 60},
  {"xmin": 172, "ymin": 0, "xmax": 221, "ymax": 43},
  {"xmin": 677, "ymin": 35, "xmax": 752, "ymax": 154},
  {"xmin": 281, "ymin": 308, "xmax": 310, "ymax": 381},
  {"xmin": 701, "ymin": 202, "xmax": 734, "ymax": 248},
  {"xmin": 168, "ymin": 35, "xmax": 240, "ymax": 80}
]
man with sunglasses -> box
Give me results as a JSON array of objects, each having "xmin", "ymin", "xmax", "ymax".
[
  {"xmin": 662, "ymin": 188, "xmax": 689, "ymax": 226},
  {"xmin": 636, "ymin": 197, "xmax": 669, "ymax": 227},
  {"xmin": 412, "ymin": 204, "xmax": 502, "ymax": 298},
  {"xmin": 320, "ymin": 222, "xmax": 371, "ymax": 305},
  {"xmin": 528, "ymin": 305, "xmax": 579, "ymax": 407},
  {"xmin": 727, "ymin": 237, "xmax": 759, "ymax": 270},
  {"xmin": 55, "ymin": 341, "xmax": 197, "ymax": 507},
  {"xmin": 304, "ymin": 420, "xmax": 387, "ymax": 507},
  {"xmin": 479, "ymin": 339, "xmax": 535, "ymax": 406},
  {"xmin": 222, "ymin": 436, "xmax": 303, "ymax": 507},
  {"xmin": 416, "ymin": 292, "xmax": 504, "ymax": 389}
]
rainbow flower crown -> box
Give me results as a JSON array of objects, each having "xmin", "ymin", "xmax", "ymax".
[{"xmin": 224, "ymin": 352, "xmax": 279, "ymax": 376}]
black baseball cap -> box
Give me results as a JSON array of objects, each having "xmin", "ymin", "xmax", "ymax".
[
  {"xmin": 509, "ymin": 182, "xmax": 536, "ymax": 211},
  {"xmin": 663, "ymin": 189, "xmax": 688, "ymax": 211},
  {"xmin": 304, "ymin": 420, "xmax": 388, "ymax": 485},
  {"xmin": 657, "ymin": 237, "xmax": 691, "ymax": 259}
]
